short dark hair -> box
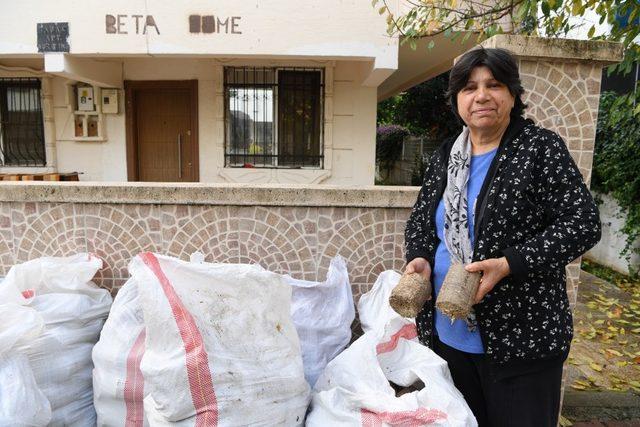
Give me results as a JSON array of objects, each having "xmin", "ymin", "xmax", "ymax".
[{"xmin": 446, "ymin": 47, "xmax": 527, "ymax": 124}]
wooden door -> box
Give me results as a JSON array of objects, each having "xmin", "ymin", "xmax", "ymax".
[{"xmin": 125, "ymin": 81, "xmax": 198, "ymax": 182}]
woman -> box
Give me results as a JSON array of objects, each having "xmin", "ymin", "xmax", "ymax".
[{"xmin": 404, "ymin": 47, "xmax": 601, "ymax": 426}]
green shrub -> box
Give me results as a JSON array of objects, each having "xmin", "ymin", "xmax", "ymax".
[{"xmin": 593, "ymin": 91, "xmax": 640, "ymax": 275}]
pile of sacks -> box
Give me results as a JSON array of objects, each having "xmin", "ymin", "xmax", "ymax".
[
  {"xmin": 0, "ymin": 251, "xmax": 475, "ymax": 426},
  {"xmin": 0, "ymin": 254, "xmax": 112, "ymax": 426},
  {"xmin": 92, "ymin": 253, "xmax": 355, "ymax": 426}
]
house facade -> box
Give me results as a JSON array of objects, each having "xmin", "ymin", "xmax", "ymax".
[{"xmin": 0, "ymin": 1, "xmax": 470, "ymax": 184}]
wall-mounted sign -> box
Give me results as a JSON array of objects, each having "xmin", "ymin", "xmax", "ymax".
[
  {"xmin": 105, "ymin": 14, "xmax": 160, "ymax": 35},
  {"xmin": 37, "ymin": 22, "xmax": 70, "ymax": 52},
  {"xmin": 189, "ymin": 15, "xmax": 241, "ymax": 34}
]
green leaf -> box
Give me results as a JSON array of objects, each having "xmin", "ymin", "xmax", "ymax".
[
  {"xmin": 587, "ymin": 25, "xmax": 596, "ymax": 38},
  {"xmin": 427, "ymin": 40, "xmax": 435, "ymax": 50},
  {"xmin": 541, "ymin": 1, "xmax": 551, "ymax": 15},
  {"xmin": 572, "ymin": 0, "xmax": 584, "ymax": 15},
  {"xmin": 378, "ymin": 6, "xmax": 387, "ymax": 15}
]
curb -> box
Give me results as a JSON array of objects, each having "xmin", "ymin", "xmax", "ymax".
[{"xmin": 563, "ymin": 391, "xmax": 640, "ymax": 422}]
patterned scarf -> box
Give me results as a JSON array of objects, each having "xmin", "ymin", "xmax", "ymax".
[
  {"xmin": 442, "ymin": 127, "xmax": 479, "ymax": 331},
  {"xmin": 443, "ymin": 127, "xmax": 474, "ymax": 265}
]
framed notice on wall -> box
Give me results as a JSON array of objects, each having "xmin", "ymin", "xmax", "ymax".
[{"xmin": 37, "ymin": 22, "xmax": 70, "ymax": 52}]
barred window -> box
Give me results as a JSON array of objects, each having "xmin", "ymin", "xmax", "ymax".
[
  {"xmin": 224, "ymin": 67, "xmax": 323, "ymax": 168},
  {"xmin": 0, "ymin": 78, "xmax": 46, "ymax": 166}
]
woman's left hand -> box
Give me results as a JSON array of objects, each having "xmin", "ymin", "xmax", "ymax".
[{"xmin": 465, "ymin": 257, "xmax": 511, "ymax": 304}]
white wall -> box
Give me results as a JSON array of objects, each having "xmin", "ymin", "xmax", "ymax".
[
  {"xmin": 49, "ymin": 58, "xmax": 378, "ymax": 184},
  {"xmin": 1, "ymin": 0, "xmax": 397, "ymax": 183},
  {"xmin": 0, "ymin": 0, "xmax": 396, "ymax": 64},
  {"xmin": 586, "ymin": 192, "xmax": 640, "ymax": 275},
  {"xmin": 328, "ymin": 61, "xmax": 377, "ymax": 185}
]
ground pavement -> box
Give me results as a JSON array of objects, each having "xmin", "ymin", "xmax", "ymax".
[{"xmin": 562, "ymin": 270, "xmax": 640, "ymax": 425}]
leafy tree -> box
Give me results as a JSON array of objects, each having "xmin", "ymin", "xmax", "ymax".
[
  {"xmin": 377, "ymin": 71, "xmax": 460, "ymax": 140},
  {"xmin": 377, "ymin": 72, "xmax": 461, "ymax": 185},
  {"xmin": 374, "ymin": 0, "xmax": 640, "ymax": 82}
]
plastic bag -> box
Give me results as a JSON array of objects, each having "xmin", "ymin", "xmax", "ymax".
[
  {"xmin": 0, "ymin": 254, "xmax": 111, "ymax": 427},
  {"xmin": 286, "ymin": 255, "xmax": 355, "ymax": 387},
  {"xmin": 307, "ymin": 271, "xmax": 477, "ymax": 427}
]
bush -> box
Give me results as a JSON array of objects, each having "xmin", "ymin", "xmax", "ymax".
[
  {"xmin": 376, "ymin": 125, "xmax": 409, "ymax": 182},
  {"xmin": 593, "ymin": 91, "xmax": 640, "ymax": 274}
]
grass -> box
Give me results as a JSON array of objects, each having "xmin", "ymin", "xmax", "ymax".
[{"xmin": 581, "ymin": 259, "xmax": 639, "ymax": 292}]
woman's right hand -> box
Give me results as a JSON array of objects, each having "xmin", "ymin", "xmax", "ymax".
[{"xmin": 404, "ymin": 257, "xmax": 432, "ymax": 283}]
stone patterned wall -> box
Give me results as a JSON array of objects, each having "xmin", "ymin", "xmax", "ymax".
[
  {"xmin": 0, "ymin": 201, "xmax": 411, "ymax": 301},
  {"xmin": 518, "ymin": 58, "xmax": 603, "ymax": 310},
  {"xmin": 519, "ymin": 60, "xmax": 601, "ymax": 185}
]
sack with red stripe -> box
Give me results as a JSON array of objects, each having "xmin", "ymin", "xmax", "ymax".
[
  {"xmin": 92, "ymin": 276, "xmax": 147, "ymax": 427},
  {"xmin": 130, "ymin": 253, "xmax": 311, "ymax": 426},
  {"xmin": 307, "ymin": 271, "xmax": 477, "ymax": 427},
  {"xmin": 0, "ymin": 254, "xmax": 111, "ymax": 426},
  {"xmin": 286, "ymin": 255, "xmax": 355, "ymax": 388}
]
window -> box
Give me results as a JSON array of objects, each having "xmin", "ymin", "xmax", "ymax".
[
  {"xmin": 224, "ymin": 67, "xmax": 323, "ymax": 168},
  {"xmin": 0, "ymin": 78, "xmax": 46, "ymax": 166}
]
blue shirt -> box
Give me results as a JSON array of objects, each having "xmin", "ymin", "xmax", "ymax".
[{"xmin": 433, "ymin": 147, "xmax": 497, "ymax": 354}]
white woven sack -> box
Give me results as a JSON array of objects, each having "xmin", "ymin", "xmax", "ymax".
[
  {"xmin": 286, "ymin": 255, "xmax": 355, "ymax": 387},
  {"xmin": 93, "ymin": 277, "xmax": 147, "ymax": 427},
  {"xmin": 131, "ymin": 252, "xmax": 310, "ymax": 426},
  {"xmin": 0, "ymin": 253, "xmax": 111, "ymax": 427},
  {"xmin": 358, "ymin": 270, "xmax": 408, "ymax": 338},
  {"xmin": 307, "ymin": 271, "xmax": 477, "ymax": 427},
  {"xmin": 0, "ymin": 342, "xmax": 51, "ymax": 426}
]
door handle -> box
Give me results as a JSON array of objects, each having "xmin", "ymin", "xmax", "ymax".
[{"xmin": 177, "ymin": 133, "xmax": 183, "ymax": 179}]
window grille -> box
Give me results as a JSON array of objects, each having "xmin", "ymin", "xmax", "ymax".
[
  {"xmin": 224, "ymin": 67, "xmax": 324, "ymax": 168},
  {"xmin": 0, "ymin": 78, "xmax": 46, "ymax": 166}
]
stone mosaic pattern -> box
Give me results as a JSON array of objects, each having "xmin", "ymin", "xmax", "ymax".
[
  {"xmin": 519, "ymin": 59, "xmax": 601, "ymax": 186},
  {"xmin": 519, "ymin": 59, "xmax": 603, "ymax": 311},
  {"xmin": 12, "ymin": 203, "xmax": 87, "ymax": 263},
  {"xmin": 0, "ymin": 202, "xmax": 411, "ymax": 300}
]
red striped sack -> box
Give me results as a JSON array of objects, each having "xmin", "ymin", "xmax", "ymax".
[
  {"xmin": 93, "ymin": 277, "xmax": 147, "ymax": 427},
  {"xmin": 131, "ymin": 253, "xmax": 310, "ymax": 426}
]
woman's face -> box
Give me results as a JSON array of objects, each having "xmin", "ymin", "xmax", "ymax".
[{"xmin": 456, "ymin": 66, "xmax": 515, "ymax": 134}]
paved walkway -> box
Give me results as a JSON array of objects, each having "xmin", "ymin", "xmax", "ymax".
[{"xmin": 562, "ymin": 271, "xmax": 640, "ymax": 425}]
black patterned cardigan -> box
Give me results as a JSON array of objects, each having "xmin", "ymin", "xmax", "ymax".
[{"xmin": 405, "ymin": 116, "xmax": 601, "ymax": 375}]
